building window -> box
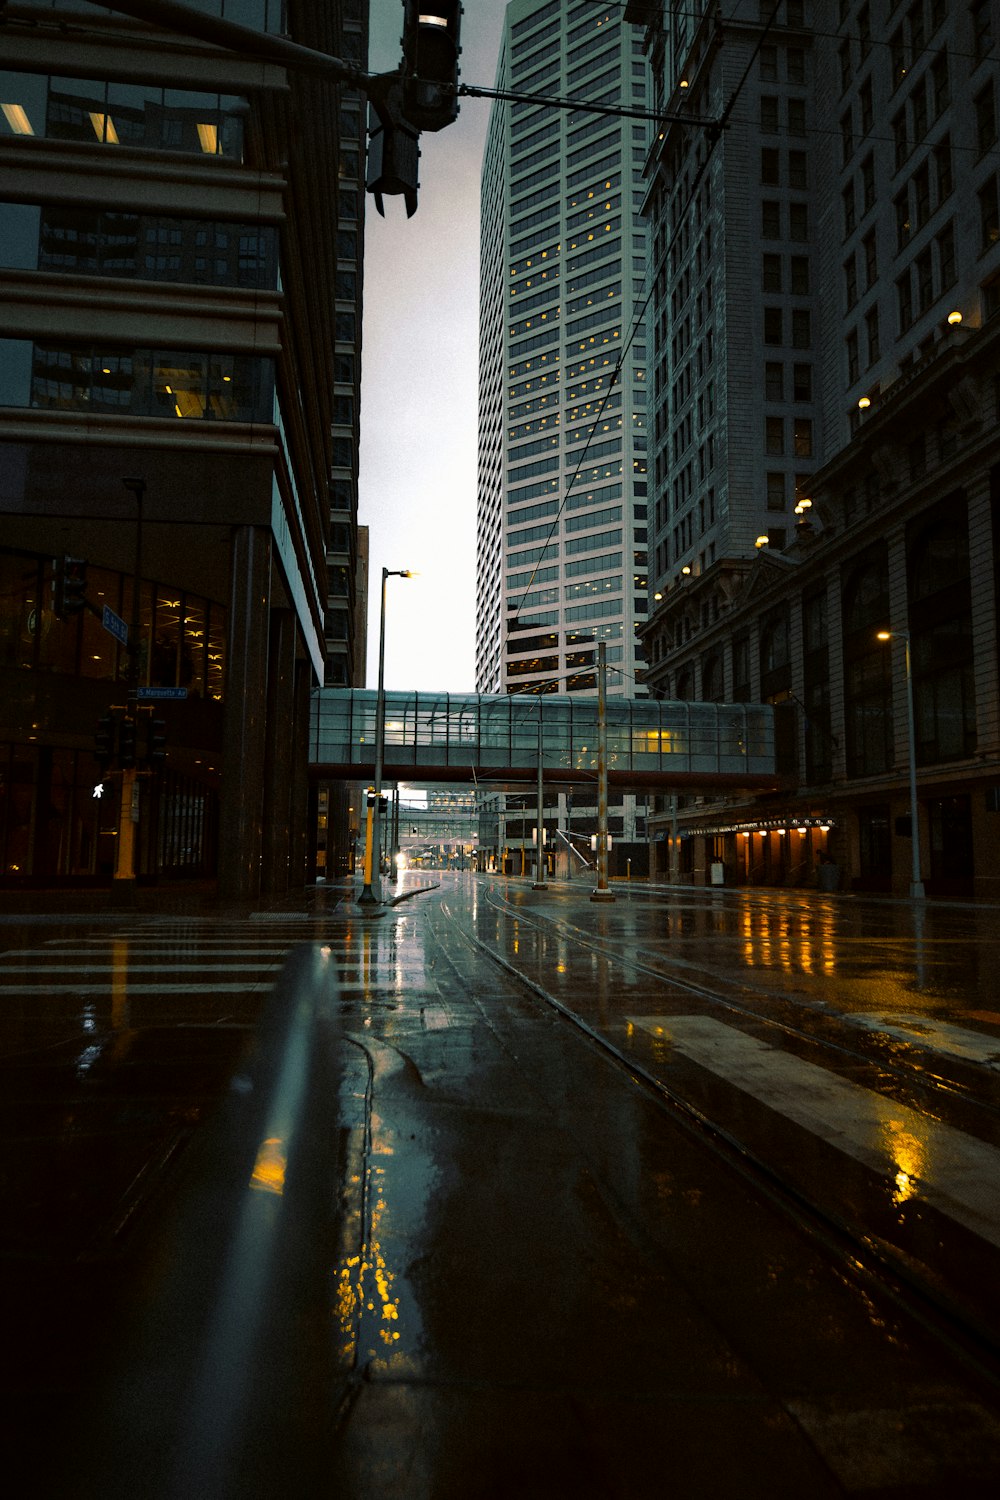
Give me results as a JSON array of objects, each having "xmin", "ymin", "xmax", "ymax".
[
  {"xmin": 790, "ymin": 255, "xmax": 809, "ymax": 294},
  {"xmin": 862, "ymin": 229, "xmax": 877, "ymax": 288},
  {"xmin": 895, "ymin": 188, "xmax": 911, "ymax": 249},
  {"xmin": 976, "ymin": 81, "xmax": 997, "ymax": 156},
  {"xmin": 793, "ymin": 362, "xmax": 812, "ymax": 401},
  {"xmin": 761, "ymin": 147, "xmax": 780, "ymax": 184},
  {"xmin": 844, "ymin": 253, "xmax": 858, "ymax": 309},
  {"xmin": 0, "ymin": 341, "xmax": 274, "ymax": 422},
  {"xmin": 789, "ymin": 202, "xmax": 809, "ymax": 240},
  {"xmin": 762, "ymin": 199, "xmax": 781, "ymax": 238},
  {"xmin": 861, "ymin": 153, "xmax": 876, "ymax": 214},
  {"xmin": 892, "ymin": 109, "xmax": 908, "ymax": 171},
  {"xmin": 865, "ymin": 305, "xmax": 881, "ymax": 365},
  {"xmin": 935, "ymin": 135, "xmax": 953, "ymax": 202},
  {"xmin": 793, "ymin": 418, "xmax": 813, "ymax": 458},
  {"xmin": 908, "ymin": 510, "xmax": 976, "ymax": 764},
  {"xmin": 931, "ymin": 49, "xmax": 950, "ymax": 116},
  {"xmin": 760, "ymin": 95, "xmax": 780, "ymax": 133},
  {"xmin": 859, "ymin": 77, "xmax": 874, "ymax": 135},
  {"xmin": 842, "ymin": 549, "xmax": 892, "ymax": 778},
  {"xmin": 766, "ymin": 471, "xmax": 786, "ymax": 510},
  {"xmin": 762, "ymin": 253, "xmax": 782, "ymax": 292},
  {"xmin": 896, "ymin": 269, "xmax": 913, "ymax": 330},
  {"xmin": 765, "ymin": 361, "xmax": 784, "ymax": 401},
  {"xmin": 979, "ymin": 176, "xmax": 999, "ymax": 252},
  {"xmin": 913, "ymin": 162, "xmax": 931, "ymax": 227},
  {"xmin": 937, "ymin": 220, "xmax": 956, "ymax": 289},
  {"xmin": 843, "ymin": 182, "xmax": 856, "ymax": 236},
  {"xmin": 791, "ymin": 309, "xmax": 811, "ymax": 347},
  {"xmin": 973, "ymin": 0, "xmax": 994, "ymax": 63},
  {"xmin": 846, "ymin": 328, "xmax": 860, "ymax": 383},
  {"xmin": 764, "ymin": 306, "xmax": 784, "ymax": 345},
  {"xmin": 788, "ymin": 150, "xmax": 807, "ymax": 189},
  {"xmin": 765, "ymin": 416, "xmax": 785, "ymax": 455}
]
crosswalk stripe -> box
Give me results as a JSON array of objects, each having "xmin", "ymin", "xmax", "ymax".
[
  {"xmin": 850, "ymin": 1012, "xmax": 1000, "ymax": 1069},
  {"xmin": 628, "ymin": 1014, "xmax": 1000, "ymax": 1249}
]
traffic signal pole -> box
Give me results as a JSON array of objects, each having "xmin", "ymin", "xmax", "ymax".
[{"xmin": 113, "ymin": 477, "xmax": 145, "ymax": 898}]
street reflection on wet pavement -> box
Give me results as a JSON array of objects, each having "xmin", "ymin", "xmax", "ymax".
[{"xmin": 2, "ymin": 876, "xmax": 1000, "ymax": 1498}]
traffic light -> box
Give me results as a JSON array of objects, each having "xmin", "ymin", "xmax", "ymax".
[
  {"xmin": 119, "ymin": 715, "xmax": 137, "ymax": 768},
  {"xmin": 62, "ymin": 557, "xmax": 87, "ymax": 615},
  {"xmin": 95, "ymin": 713, "xmax": 116, "ymax": 772},
  {"xmin": 366, "ymin": 78, "xmax": 420, "ymax": 218},
  {"xmin": 147, "ymin": 717, "xmax": 167, "ymax": 766},
  {"xmin": 401, "ymin": 1, "xmax": 462, "ymax": 132}
]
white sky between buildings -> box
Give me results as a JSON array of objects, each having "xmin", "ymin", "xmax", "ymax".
[{"xmin": 359, "ymin": 3, "xmax": 506, "ymax": 693}]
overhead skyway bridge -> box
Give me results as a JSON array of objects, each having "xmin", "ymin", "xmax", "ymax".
[{"xmin": 309, "ymin": 690, "xmax": 795, "ymax": 793}]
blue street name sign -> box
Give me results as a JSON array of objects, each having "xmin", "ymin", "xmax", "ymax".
[
  {"xmin": 102, "ymin": 604, "xmax": 128, "ymax": 645},
  {"xmin": 136, "ymin": 686, "xmax": 188, "ymax": 700}
]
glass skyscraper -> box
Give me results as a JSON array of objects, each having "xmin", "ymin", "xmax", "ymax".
[{"xmin": 477, "ymin": 0, "xmax": 651, "ymax": 705}]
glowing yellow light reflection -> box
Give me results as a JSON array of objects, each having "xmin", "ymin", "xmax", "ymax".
[
  {"xmin": 250, "ymin": 1135, "xmax": 286, "ymax": 1195},
  {"xmin": 2, "ymin": 103, "xmax": 34, "ymax": 135}
]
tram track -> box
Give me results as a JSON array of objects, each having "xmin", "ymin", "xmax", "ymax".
[
  {"xmin": 428, "ymin": 882, "xmax": 1000, "ymax": 1395},
  {"xmin": 482, "ymin": 886, "xmax": 1000, "ymax": 1132}
]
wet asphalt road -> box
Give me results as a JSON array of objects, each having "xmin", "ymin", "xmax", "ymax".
[{"xmin": 1, "ymin": 875, "xmax": 1000, "ymax": 1497}]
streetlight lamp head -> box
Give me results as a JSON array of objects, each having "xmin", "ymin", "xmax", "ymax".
[
  {"xmin": 947, "ymin": 309, "xmax": 962, "ymax": 325},
  {"xmin": 858, "ymin": 395, "xmax": 871, "ymax": 409},
  {"xmin": 876, "ymin": 630, "xmax": 891, "ymax": 641}
]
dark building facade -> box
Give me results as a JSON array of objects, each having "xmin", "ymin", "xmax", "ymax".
[
  {"xmin": 631, "ymin": 0, "xmax": 1000, "ymax": 900},
  {"xmin": 0, "ymin": 0, "xmax": 368, "ymax": 897}
]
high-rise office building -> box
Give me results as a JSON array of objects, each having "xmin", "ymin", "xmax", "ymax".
[
  {"xmin": 478, "ymin": 0, "xmax": 651, "ymax": 703},
  {"xmin": 0, "ymin": 0, "xmax": 368, "ymax": 897},
  {"xmin": 631, "ymin": 0, "xmax": 1000, "ymax": 898}
]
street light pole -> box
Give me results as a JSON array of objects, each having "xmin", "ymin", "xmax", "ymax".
[
  {"xmin": 877, "ymin": 629, "xmax": 925, "ymax": 900},
  {"xmin": 591, "ymin": 640, "xmax": 615, "ymax": 903},
  {"xmin": 532, "ymin": 707, "xmax": 547, "ymax": 889},
  {"xmin": 359, "ymin": 566, "xmax": 413, "ymax": 905}
]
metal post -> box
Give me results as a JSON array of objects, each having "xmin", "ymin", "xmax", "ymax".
[
  {"xmin": 591, "ymin": 641, "xmax": 615, "ymax": 903},
  {"xmin": 903, "ymin": 633, "xmax": 925, "ymax": 900},
  {"xmin": 114, "ymin": 477, "xmax": 145, "ymax": 897},
  {"xmin": 532, "ymin": 708, "xmax": 547, "ymax": 889},
  {"xmin": 359, "ymin": 567, "xmax": 412, "ymax": 905}
]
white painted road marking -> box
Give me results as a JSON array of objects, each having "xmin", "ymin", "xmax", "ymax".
[
  {"xmin": 850, "ymin": 1012, "xmax": 1000, "ymax": 1069},
  {"xmin": 628, "ymin": 1014, "xmax": 1000, "ymax": 1248}
]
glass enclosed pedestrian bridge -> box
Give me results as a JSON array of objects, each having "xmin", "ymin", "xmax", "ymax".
[{"xmin": 310, "ymin": 689, "xmax": 794, "ymax": 792}]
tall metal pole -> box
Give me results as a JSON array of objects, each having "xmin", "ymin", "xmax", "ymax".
[
  {"xmin": 532, "ymin": 706, "xmax": 547, "ymax": 889},
  {"xmin": 903, "ymin": 633, "xmax": 925, "ymax": 900},
  {"xmin": 359, "ymin": 567, "xmax": 411, "ymax": 905},
  {"xmin": 591, "ymin": 641, "xmax": 615, "ymax": 903},
  {"xmin": 114, "ymin": 477, "xmax": 145, "ymax": 897}
]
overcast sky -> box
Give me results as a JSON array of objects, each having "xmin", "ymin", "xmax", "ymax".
[{"xmin": 359, "ymin": 3, "xmax": 506, "ymax": 694}]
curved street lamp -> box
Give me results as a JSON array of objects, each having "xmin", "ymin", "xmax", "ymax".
[
  {"xmin": 876, "ymin": 629, "xmax": 925, "ymax": 900},
  {"xmin": 359, "ymin": 567, "xmax": 414, "ymax": 905}
]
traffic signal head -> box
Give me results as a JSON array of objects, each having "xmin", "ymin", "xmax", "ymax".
[
  {"xmin": 401, "ymin": 1, "xmax": 462, "ymax": 132},
  {"xmin": 119, "ymin": 716, "xmax": 137, "ymax": 768},
  {"xmin": 95, "ymin": 713, "xmax": 116, "ymax": 771},
  {"xmin": 62, "ymin": 558, "xmax": 87, "ymax": 615},
  {"xmin": 147, "ymin": 717, "xmax": 167, "ymax": 766},
  {"xmin": 366, "ymin": 81, "xmax": 420, "ymax": 218}
]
